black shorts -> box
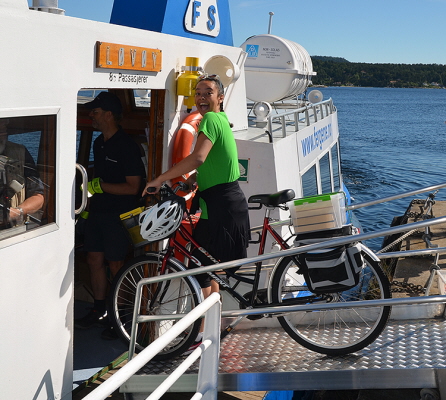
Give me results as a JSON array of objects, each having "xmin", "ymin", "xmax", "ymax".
[
  {"xmin": 83, "ymin": 212, "xmax": 131, "ymax": 261},
  {"xmin": 188, "ymin": 181, "xmax": 250, "ymax": 288}
]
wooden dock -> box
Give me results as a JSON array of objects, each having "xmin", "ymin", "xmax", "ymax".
[{"xmin": 389, "ymin": 199, "xmax": 446, "ymax": 298}]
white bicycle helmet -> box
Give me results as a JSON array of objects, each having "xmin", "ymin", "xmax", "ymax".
[{"xmin": 139, "ymin": 198, "xmax": 184, "ymax": 241}]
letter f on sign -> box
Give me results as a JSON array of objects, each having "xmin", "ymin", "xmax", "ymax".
[{"xmin": 192, "ymin": 1, "xmax": 201, "ymax": 27}]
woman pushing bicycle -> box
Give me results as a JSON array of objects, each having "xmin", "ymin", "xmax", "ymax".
[{"xmin": 142, "ymin": 74, "xmax": 251, "ymax": 350}]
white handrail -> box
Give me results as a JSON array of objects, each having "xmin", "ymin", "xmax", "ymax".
[
  {"xmin": 82, "ymin": 292, "xmax": 222, "ymax": 400},
  {"xmin": 347, "ymin": 181, "xmax": 446, "ymax": 210},
  {"xmin": 266, "ymin": 98, "xmax": 334, "ymax": 139}
]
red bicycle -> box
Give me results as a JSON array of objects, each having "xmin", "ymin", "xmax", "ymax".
[{"xmin": 109, "ymin": 184, "xmax": 391, "ymax": 360}]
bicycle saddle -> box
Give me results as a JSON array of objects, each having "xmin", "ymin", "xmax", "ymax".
[{"xmin": 248, "ymin": 189, "xmax": 295, "ymax": 207}]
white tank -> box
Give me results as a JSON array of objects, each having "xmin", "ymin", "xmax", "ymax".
[{"xmin": 240, "ymin": 34, "xmax": 316, "ymax": 103}]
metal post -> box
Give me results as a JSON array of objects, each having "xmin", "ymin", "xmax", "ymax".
[
  {"xmin": 268, "ymin": 12, "xmax": 274, "ymax": 34},
  {"xmin": 197, "ymin": 295, "xmax": 222, "ymax": 400}
]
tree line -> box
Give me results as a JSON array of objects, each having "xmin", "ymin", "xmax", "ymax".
[{"xmin": 310, "ymin": 56, "xmax": 446, "ymax": 88}]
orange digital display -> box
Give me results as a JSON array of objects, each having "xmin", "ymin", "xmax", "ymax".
[{"xmin": 96, "ymin": 42, "xmax": 162, "ymax": 72}]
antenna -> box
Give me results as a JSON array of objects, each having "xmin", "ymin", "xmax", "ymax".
[{"xmin": 268, "ymin": 12, "xmax": 274, "ymax": 34}]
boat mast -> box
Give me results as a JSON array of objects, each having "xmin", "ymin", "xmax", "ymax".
[{"xmin": 268, "ymin": 12, "xmax": 274, "ymax": 34}]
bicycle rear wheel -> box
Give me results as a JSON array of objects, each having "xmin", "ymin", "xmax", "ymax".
[
  {"xmin": 271, "ymin": 250, "xmax": 391, "ymax": 356},
  {"xmin": 108, "ymin": 254, "xmax": 202, "ymax": 360}
]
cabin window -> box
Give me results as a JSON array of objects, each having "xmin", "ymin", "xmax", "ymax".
[
  {"xmin": 331, "ymin": 143, "xmax": 341, "ymax": 191},
  {"xmin": 302, "ymin": 165, "xmax": 317, "ymax": 197},
  {"xmin": 320, "ymin": 152, "xmax": 332, "ymax": 193},
  {"xmin": 0, "ymin": 115, "xmax": 55, "ymax": 241}
]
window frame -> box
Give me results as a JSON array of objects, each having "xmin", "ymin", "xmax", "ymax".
[{"xmin": 0, "ymin": 107, "xmax": 59, "ymax": 248}]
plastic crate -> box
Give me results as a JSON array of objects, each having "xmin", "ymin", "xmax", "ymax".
[
  {"xmin": 120, "ymin": 206, "xmax": 148, "ymax": 247},
  {"xmin": 288, "ymin": 192, "xmax": 347, "ymax": 234}
]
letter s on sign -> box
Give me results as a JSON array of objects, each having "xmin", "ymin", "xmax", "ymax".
[{"xmin": 207, "ymin": 5, "xmax": 216, "ymax": 30}]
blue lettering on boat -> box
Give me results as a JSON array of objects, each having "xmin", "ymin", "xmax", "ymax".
[
  {"xmin": 207, "ymin": 5, "xmax": 216, "ymax": 30},
  {"xmin": 301, "ymin": 123, "xmax": 332, "ymax": 156},
  {"xmin": 192, "ymin": 1, "xmax": 201, "ymax": 27}
]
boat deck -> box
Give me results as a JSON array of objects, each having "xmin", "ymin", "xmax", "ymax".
[{"xmin": 120, "ymin": 318, "xmax": 446, "ymax": 396}]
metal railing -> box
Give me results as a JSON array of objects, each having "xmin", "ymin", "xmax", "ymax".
[
  {"xmin": 128, "ymin": 214, "xmax": 446, "ymax": 330},
  {"xmin": 266, "ymin": 98, "xmax": 334, "ymax": 139},
  {"xmin": 128, "ymin": 183, "xmax": 446, "ymax": 331},
  {"xmin": 82, "ymin": 292, "xmax": 221, "ymax": 400},
  {"xmin": 347, "ymin": 181, "xmax": 446, "ymax": 210}
]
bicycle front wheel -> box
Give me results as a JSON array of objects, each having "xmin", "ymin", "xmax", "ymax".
[
  {"xmin": 108, "ymin": 254, "xmax": 202, "ymax": 360},
  {"xmin": 271, "ymin": 251, "xmax": 391, "ymax": 356}
]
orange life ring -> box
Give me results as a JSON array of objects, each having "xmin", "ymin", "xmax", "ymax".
[{"xmin": 171, "ymin": 110, "xmax": 202, "ymax": 200}]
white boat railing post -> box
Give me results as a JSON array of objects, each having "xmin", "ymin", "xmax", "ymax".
[
  {"xmin": 128, "ymin": 281, "xmax": 143, "ymax": 360},
  {"xmin": 196, "ymin": 297, "xmax": 221, "ymax": 400},
  {"xmin": 294, "ymin": 110, "xmax": 299, "ymax": 131},
  {"xmin": 305, "ymin": 109, "xmax": 310, "ymax": 126},
  {"xmin": 281, "ymin": 115, "xmax": 286, "ymax": 137}
]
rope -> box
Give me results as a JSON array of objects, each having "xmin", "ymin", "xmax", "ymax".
[{"xmin": 376, "ymin": 228, "xmax": 419, "ymax": 254}]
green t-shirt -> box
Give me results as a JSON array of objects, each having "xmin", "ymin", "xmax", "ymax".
[{"xmin": 196, "ymin": 112, "xmax": 240, "ymax": 218}]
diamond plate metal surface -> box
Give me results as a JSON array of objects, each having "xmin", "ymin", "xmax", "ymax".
[{"xmin": 136, "ymin": 318, "xmax": 446, "ymax": 376}]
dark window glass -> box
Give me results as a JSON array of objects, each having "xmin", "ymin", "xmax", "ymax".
[
  {"xmin": 331, "ymin": 144, "xmax": 341, "ymax": 192},
  {"xmin": 320, "ymin": 152, "xmax": 332, "ymax": 193},
  {"xmin": 0, "ymin": 115, "xmax": 56, "ymax": 240},
  {"xmin": 302, "ymin": 165, "xmax": 317, "ymax": 197}
]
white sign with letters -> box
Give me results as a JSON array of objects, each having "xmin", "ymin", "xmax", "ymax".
[{"xmin": 184, "ymin": 0, "xmax": 220, "ymax": 37}]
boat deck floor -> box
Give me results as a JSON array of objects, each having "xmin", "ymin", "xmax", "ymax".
[
  {"xmin": 121, "ymin": 318, "xmax": 446, "ymax": 396},
  {"xmin": 74, "ymin": 317, "xmax": 445, "ymax": 400}
]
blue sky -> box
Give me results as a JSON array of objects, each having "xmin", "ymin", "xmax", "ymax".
[{"xmin": 32, "ymin": 0, "xmax": 446, "ymax": 64}]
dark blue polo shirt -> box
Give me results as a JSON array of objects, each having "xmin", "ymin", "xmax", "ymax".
[{"xmin": 89, "ymin": 128, "xmax": 145, "ymax": 214}]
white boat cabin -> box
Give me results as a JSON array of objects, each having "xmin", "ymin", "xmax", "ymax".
[{"xmin": 0, "ymin": 1, "xmax": 343, "ymax": 399}]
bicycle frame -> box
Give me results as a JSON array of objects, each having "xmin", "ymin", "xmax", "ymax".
[{"xmin": 158, "ymin": 206, "xmax": 295, "ymax": 310}]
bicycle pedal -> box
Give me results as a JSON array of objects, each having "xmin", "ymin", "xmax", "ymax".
[
  {"xmin": 242, "ymin": 288, "xmax": 268, "ymax": 305},
  {"xmin": 247, "ymin": 314, "xmax": 265, "ymax": 321}
]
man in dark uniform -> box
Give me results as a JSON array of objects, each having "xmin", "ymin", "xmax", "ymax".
[{"xmin": 75, "ymin": 92, "xmax": 145, "ymax": 337}]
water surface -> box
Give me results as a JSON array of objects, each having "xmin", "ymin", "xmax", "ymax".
[{"xmin": 318, "ymin": 87, "xmax": 446, "ymax": 249}]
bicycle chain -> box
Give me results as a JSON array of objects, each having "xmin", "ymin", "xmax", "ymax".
[{"xmin": 391, "ymin": 280, "xmax": 425, "ymax": 294}]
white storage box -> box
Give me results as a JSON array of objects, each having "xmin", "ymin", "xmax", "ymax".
[{"xmin": 288, "ymin": 192, "xmax": 347, "ymax": 234}]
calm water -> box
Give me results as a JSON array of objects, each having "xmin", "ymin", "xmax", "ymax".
[{"xmin": 317, "ymin": 87, "xmax": 446, "ymax": 249}]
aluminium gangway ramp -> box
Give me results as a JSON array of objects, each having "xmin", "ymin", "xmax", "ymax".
[{"xmin": 120, "ymin": 315, "xmax": 446, "ymax": 398}]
